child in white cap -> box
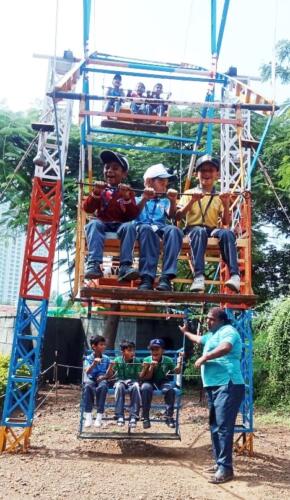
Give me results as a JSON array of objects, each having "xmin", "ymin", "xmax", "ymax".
[{"xmin": 118, "ymin": 163, "xmax": 183, "ymax": 291}]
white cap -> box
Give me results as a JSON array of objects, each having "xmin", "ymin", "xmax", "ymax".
[{"xmin": 143, "ymin": 164, "xmax": 173, "ymax": 181}]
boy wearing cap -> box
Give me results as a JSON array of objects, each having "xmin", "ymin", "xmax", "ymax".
[
  {"xmin": 119, "ymin": 163, "xmax": 183, "ymax": 291},
  {"xmin": 140, "ymin": 339, "xmax": 183, "ymax": 429},
  {"xmin": 83, "ymin": 150, "xmax": 139, "ymax": 281},
  {"xmin": 176, "ymin": 155, "xmax": 240, "ymax": 293},
  {"xmin": 109, "ymin": 340, "xmax": 142, "ymax": 428}
]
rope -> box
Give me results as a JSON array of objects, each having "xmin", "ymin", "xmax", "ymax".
[
  {"xmin": 182, "ymin": 0, "xmax": 194, "ymax": 61},
  {"xmin": 257, "ymin": 156, "xmax": 290, "ymax": 225},
  {"xmin": 271, "ymin": 0, "xmax": 279, "ymax": 110}
]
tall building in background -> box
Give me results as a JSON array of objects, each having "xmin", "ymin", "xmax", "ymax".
[{"xmin": 0, "ymin": 203, "xmax": 26, "ymax": 305}]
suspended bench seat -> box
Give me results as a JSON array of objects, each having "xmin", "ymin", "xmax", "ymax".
[{"xmin": 79, "ymin": 349, "xmax": 182, "ymax": 440}]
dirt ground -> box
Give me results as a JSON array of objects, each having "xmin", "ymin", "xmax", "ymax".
[{"xmin": 0, "ymin": 386, "xmax": 290, "ymax": 500}]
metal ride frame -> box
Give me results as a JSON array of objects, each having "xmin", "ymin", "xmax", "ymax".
[{"xmin": 0, "ymin": 0, "xmax": 274, "ymax": 452}]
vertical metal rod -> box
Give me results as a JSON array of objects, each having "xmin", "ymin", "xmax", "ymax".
[
  {"xmin": 216, "ymin": 0, "xmax": 231, "ymax": 56},
  {"xmin": 248, "ymin": 115, "xmax": 273, "ymax": 181},
  {"xmin": 211, "ymin": 0, "xmax": 217, "ymax": 55},
  {"xmin": 83, "ymin": 0, "xmax": 92, "ymax": 58}
]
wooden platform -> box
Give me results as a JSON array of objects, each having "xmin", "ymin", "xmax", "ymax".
[
  {"xmin": 101, "ymin": 119, "xmax": 169, "ymax": 133},
  {"xmin": 80, "ymin": 286, "xmax": 257, "ymax": 307}
]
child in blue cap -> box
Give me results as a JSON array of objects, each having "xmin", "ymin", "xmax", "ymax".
[{"xmin": 139, "ymin": 339, "xmax": 183, "ymax": 429}]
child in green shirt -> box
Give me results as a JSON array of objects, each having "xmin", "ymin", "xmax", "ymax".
[
  {"xmin": 140, "ymin": 339, "xmax": 183, "ymax": 429},
  {"xmin": 110, "ymin": 340, "xmax": 142, "ymax": 429}
]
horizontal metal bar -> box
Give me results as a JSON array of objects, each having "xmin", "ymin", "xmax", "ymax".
[
  {"xmin": 83, "ymin": 66, "xmax": 226, "ymax": 84},
  {"xmin": 90, "ymin": 51, "xmax": 208, "ymax": 72},
  {"xmin": 81, "ymin": 110, "xmax": 242, "ymax": 125},
  {"xmin": 89, "ymin": 310, "xmax": 185, "ymax": 318},
  {"xmin": 49, "ymin": 91, "xmax": 279, "ymax": 112},
  {"xmin": 86, "ymin": 139, "xmax": 196, "ymax": 155},
  {"xmin": 89, "ymin": 126, "xmax": 200, "ymax": 144},
  {"xmin": 78, "ymin": 431, "xmax": 180, "ymax": 440},
  {"xmin": 88, "ymin": 56, "xmax": 211, "ymax": 76}
]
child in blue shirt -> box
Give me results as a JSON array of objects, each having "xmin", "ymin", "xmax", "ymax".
[
  {"xmin": 83, "ymin": 335, "xmax": 111, "ymax": 429},
  {"xmin": 104, "ymin": 73, "xmax": 124, "ymax": 113},
  {"xmin": 118, "ymin": 164, "xmax": 183, "ymax": 291}
]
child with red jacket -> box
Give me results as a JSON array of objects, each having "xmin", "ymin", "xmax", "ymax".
[{"xmin": 83, "ymin": 150, "xmax": 139, "ymax": 281}]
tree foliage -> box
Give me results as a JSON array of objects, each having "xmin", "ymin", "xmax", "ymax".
[
  {"xmin": 253, "ymin": 297, "xmax": 290, "ymax": 407},
  {"xmin": 261, "ymin": 39, "xmax": 290, "ymax": 85}
]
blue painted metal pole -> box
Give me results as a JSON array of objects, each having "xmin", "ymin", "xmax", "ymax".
[
  {"xmin": 211, "ymin": 0, "xmax": 217, "ymax": 55},
  {"xmin": 89, "ymin": 127, "xmax": 201, "ymax": 144},
  {"xmin": 86, "ymin": 139, "xmax": 203, "ymax": 156},
  {"xmin": 84, "ymin": 66, "xmax": 226, "ymax": 84},
  {"xmin": 83, "ymin": 0, "xmax": 91, "ymax": 58},
  {"xmin": 247, "ymin": 115, "xmax": 273, "ymax": 186},
  {"xmin": 217, "ymin": 0, "xmax": 231, "ymax": 56},
  {"xmin": 92, "ymin": 52, "xmax": 209, "ymax": 73}
]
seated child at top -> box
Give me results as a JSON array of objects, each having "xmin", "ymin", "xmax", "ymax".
[
  {"xmin": 139, "ymin": 338, "xmax": 183, "ymax": 429},
  {"xmin": 130, "ymin": 82, "xmax": 146, "ymax": 114},
  {"xmin": 146, "ymin": 83, "xmax": 169, "ymax": 117},
  {"xmin": 175, "ymin": 154, "xmax": 240, "ymax": 293},
  {"xmin": 109, "ymin": 340, "xmax": 142, "ymax": 429},
  {"xmin": 117, "ymin": 163, "xmax": 183, "ymax": 291},
  {"xmin": 83, "ymin": 149, "xmax": 139, "ymax": 281},
  {"xmin": 104, "ymin": 73, "xmax": 125, "ymax": 113},
  {"xmin": 83, "ymin": 335, "xmax": 111, "ymax": 429}
]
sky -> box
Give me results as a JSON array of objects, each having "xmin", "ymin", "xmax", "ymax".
[{"xmin": 0, "ymin": 0, "xmax": 290, "ymax": 112}]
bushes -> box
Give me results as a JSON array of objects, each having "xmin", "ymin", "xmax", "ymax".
[
  {"xmin": 253, "ymin": 296, "xmax": 290, "ymax": 407},
  {"xmin": 0, "ymin": 354, "xmax": 32, "ymax": 408},
  {"xmin": 0, "ymin": 354, "xmax": 10, "ymax": 401}
]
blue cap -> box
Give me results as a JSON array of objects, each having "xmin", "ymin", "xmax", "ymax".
[{"xmin": 149, "ymin": 338, "xmax": 165, "ymax": 348}]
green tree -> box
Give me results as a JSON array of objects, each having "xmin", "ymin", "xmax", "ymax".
[{"xmin": 261, "ymin": 39, "xmax": 290, "ymax": 85}]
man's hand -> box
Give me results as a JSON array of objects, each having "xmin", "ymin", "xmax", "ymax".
[
  {"xmin": 194, "ymin": 355, "xmax": 207, "ymax": 368},
  {"xmin": 118, "ymin": 183, "xmax": 133, "ymax": 201},
  {"xmin": 167, "ymin": 188, "xmax": 178, "ymax": 201},
  {"xmin": 219, "ymin": 192, "xmax": 231, "ymax": 206},
  {"xmin": 178, "ymin": 324, "xmax": 187, "ymax": 335},
  {"xmin": 93, "ymin": 181, "xmax": 106, "ymax": 196},
  {"xmin": 93, "ymin": 357, "xmax": 102, "ymax": 366},
  {"xmin": 142, "ymin": 187, "xmax": 155, "ymax": 201}
]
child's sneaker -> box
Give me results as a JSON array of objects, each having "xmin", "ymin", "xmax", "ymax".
[
  {"xmin": 94, "ymin": 413, "xmax": 103, "ymax": 428},
  {"xmin": 156, "ymin": 275, "xmax": 172, "ymax": 292},
  {"xmin": 84, "ymin": 262, "xmax": 103, "ymax": 280},
  {"xmin": 225, "ymin": 274, "xmax": 240, "ymax": 293},
  {"xmin": 117, "ymin": 417, "xmax": 125, "ymax": 427},
  {"xmin": 138, "ymin": 276, "xmax": 154, "ymax": 291},
  {"xmin": 165, "ymin": 417, "xmax": 175, "ymax": 428},
  {"xmin": 84, "ymin": 412, "xmax": 93, "ymax": 428},
  {"xmin": 118, "ymin": 265, "xmax": 139, "ymax": 282},
  {"xmin": 190, "ymin": 275, "xmax": 205, "ymax": 292},
  {"xmin": 129, "ymin": 417, "xmax": 137, "ymax": 429},
  {"xmin": 143, "ymin": 419, "xmax": 151, "ymax": 429}
]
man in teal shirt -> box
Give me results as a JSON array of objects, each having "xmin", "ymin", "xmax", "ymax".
[{"xmin": 179, "ymin": 307, "xmax": 245, "ymax": 484}]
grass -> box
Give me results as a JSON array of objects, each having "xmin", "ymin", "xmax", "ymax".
[{"xmin": 255, "ymin": 405, "xmax": 290, "ymax": 428}]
